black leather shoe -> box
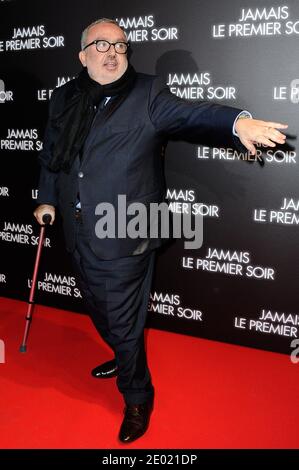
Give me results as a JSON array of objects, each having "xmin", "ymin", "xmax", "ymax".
[
  {"xmin": 91, "ymin": 359, "xmax": 118, "ymax": 378},
  {"xmin": 118, "ymin": 399, "xmax": 153, "ymax": 443}
]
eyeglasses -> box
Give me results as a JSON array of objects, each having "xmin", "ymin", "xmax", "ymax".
[{"xmin": 83, "ymin": 39, "xmax": 129, "ymax": 54}]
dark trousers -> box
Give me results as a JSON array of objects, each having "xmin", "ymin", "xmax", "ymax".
[{"xmin": 71, "ymin": 214, "xmax": 155, "ymax": 405}]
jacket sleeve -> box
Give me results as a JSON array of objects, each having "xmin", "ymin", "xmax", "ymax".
[
  {"xmin": 36, "ymin": 87, "xmax": 60, "ymax": 206},
  {"xmin": 148, "ymin": 76, "xmax": 248, "ymax": 151}
]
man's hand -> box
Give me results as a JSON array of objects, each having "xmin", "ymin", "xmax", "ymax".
[
  {"xmin": 33, "ymin": 204, "xmax": 55, "ymax": 225},
  {"xmin": 235, "ymin": 118, "xmax": 288, "ymax": 155}
]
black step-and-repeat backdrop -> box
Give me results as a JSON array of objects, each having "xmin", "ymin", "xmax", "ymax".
[{"xmin": 1, "ymin": 0, "xmax": 299, "ymax": 355}]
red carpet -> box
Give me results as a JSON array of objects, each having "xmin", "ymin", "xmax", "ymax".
[{"xmin": 0, "ymin": 296, "xmax": 298, "ymax": 449}]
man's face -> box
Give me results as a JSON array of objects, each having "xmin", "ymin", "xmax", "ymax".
[{"xmin": 79, "ymin": 22, "xmax": 128, "ymax": 85}]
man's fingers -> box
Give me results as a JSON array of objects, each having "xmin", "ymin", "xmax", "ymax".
[
  {"xmin": 253, "ymin": 122, "xmax": 287, "ymax": 146},
  {"xmin": 267, "ymin": 128, "xmax": 287, "ymax": 141},
  {"xmin": 256, "ymin": 136, "xmax": 276, "ymax": 147},
  {"xmin": 262, "ymin": 121, "xmax": 288, "ymax": 129},
  {"xmin": 242, "ymin": 139, "xmax": 256, "ymax": 155},
  {"xmin": 266, "ymin": 131, "xmax": 286, "ymax": 144},
  {"xmin": 238, "ymin": 119, "xmax": 288, "ymax": 157}
]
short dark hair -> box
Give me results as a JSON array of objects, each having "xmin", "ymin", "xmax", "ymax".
[{"xmin": 81, "ymin": 18, "xmax": 127, "ymax": 50}]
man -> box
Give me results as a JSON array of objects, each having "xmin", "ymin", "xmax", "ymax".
[{"xmin": 34, "ymin": 18, "xmax": 287, "ymax": 443}]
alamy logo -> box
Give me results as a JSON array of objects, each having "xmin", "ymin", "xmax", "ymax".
[
  {"xmin": 0, "ymin": 79, "xmax": 13, "ymax": 103},
  {"xmin": 290, "ymin": 79, "xmax": 299, "ymax": 103},
  {"xmin": 0, "ymin": 339, "xmax": 5, "ymax": 363},
  {"xmin": 290, "ymin": 339, "xmax": 299, "ymax": 363},
  {"xmin": 0, "ymin": 79, "xmax": 5, "ymax": 102},
  {"xmin": 94, "ymin": 195, "xmax": 203, "ymax": 249}
]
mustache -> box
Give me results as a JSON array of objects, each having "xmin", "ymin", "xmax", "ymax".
[{"xmin": 104, "ymin": 56, "xmax": 117, "ymax": 65}]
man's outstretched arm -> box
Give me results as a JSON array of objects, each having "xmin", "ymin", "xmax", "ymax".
[{"xmin": 148, "ymin": 77, "xmax": 287, "ymax": 153}]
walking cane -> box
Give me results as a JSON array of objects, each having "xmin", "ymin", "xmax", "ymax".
[{"xmin": 19, "ymin": 213, "xmax": 52, "ymax": 353}]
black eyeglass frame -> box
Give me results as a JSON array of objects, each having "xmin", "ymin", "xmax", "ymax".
[{"xmin": 83, "ymin": 39, "xmax": 130, "ymax": 53}]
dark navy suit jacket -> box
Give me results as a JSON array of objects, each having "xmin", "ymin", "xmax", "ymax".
[{"xmin": 37, "ymin": 72, "xmax": 244, "ymax": 259}]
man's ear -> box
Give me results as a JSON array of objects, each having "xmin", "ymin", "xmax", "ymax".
[{"xmin": 79, "ymin": 50, "xmax": 86, "ymax": 66}]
